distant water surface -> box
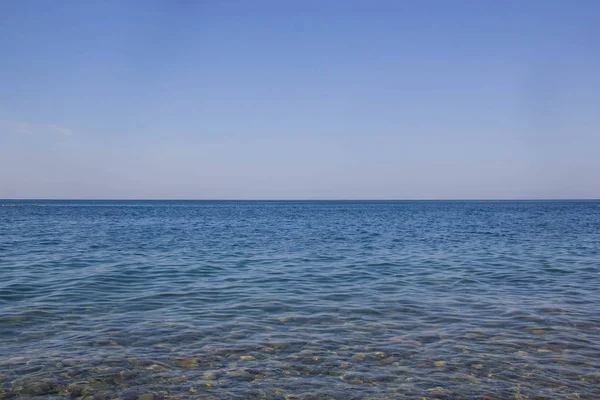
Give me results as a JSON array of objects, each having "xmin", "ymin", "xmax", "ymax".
[{"xmin": 1, "ymin": 200, "xmax": 599, "ymax": 399}]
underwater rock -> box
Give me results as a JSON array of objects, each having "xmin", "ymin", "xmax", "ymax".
[
  {"xmin": 225, "ymin": 368, "xmax": 253, "ymax": 380},
  {"xmin": 66, "ymin": 383, "xmax": 88, "ymax": 397},
  {"xmin": 339, "ymin": 362, "xmax": 352, "ymax": 369},
  {"xmin": 537, "ymin": 348, "xmax": 552, "ymax": 353},
  {"xmin": 21, "ymin": 382, "xmax": 52, "ymax": 396},
  {"xmin": 284, "ymin": 370, "xmax": 300, "ymax": 376},
  {"xmin": 202, "ymin": 372, "xmax": 217, "ymax": 381},
  {"xmin": 428, "ymin": 386, "xmax": 450, "ymax": 394},
  {"xmin": 174, "ymin": 358, "xmax": 197, "ymax": 368},
  {"xmin": 259, "ymin": 347, "xmax": 275, "ymax": 353}
]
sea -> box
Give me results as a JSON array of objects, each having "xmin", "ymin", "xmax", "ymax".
[{"xmin": 1, "ymin": 200, "xmax": 599, "ymax": 399}]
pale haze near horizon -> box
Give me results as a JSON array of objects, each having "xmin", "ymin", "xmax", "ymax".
[{"xmin": 1, "ymin": 1, "xmax": 599, "ymax": 200}]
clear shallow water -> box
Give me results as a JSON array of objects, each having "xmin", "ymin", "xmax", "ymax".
[{"xmin": 1, "ymin": 200, "xmax": 599, "ymax": 399}]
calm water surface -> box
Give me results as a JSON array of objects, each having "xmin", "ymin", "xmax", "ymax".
[{"xmin": 1, "ymin": 201, "xmax": 599, "ymax": 399}]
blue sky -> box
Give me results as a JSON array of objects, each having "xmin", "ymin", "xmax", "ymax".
[{"xmin": 1, "ymin": 0, "xmax": 599, "ymax": 199}]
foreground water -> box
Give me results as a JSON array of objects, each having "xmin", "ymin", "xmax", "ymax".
[{"xmin": 1, "ymin": 200, "xmax": 599, "ymax": 399}]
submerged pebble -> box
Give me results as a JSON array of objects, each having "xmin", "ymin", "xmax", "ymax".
[
  {"xmin": 202, "ymin": 372, "xmax": 217, "ymax": 381},
  {"xmin": 174, "ymin": 358, "xmax": 197, "ymax": 369}
]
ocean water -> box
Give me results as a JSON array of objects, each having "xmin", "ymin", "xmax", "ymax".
[{"xmin": 1, "ymin": 200, "xmax": 599, "ymax": 399}]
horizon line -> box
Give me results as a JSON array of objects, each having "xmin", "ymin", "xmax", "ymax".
[{"xmin": 2, "ymin": 198, "xmax": 599, "ymax": 202}]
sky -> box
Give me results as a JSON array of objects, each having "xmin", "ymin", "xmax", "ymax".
[{"xmin": 1, "ymin": 0, "xmax": 599, "ymax": 199}]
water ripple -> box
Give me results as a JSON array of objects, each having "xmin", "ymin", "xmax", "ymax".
[{"xmin": 1, "ymin": 200, "xmax": 599, "ymax": 399}]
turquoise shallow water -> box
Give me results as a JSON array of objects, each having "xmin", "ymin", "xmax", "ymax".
[{"xmin": 1, "ymin": 200, "xmax": 599, "ymax": 399}]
